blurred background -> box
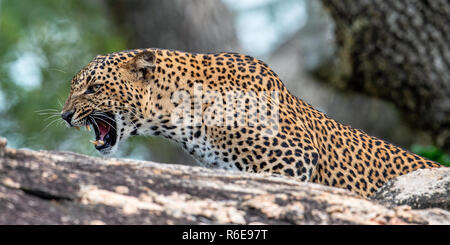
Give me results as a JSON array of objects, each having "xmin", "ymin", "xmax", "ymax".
[{"xmin": 0, "ymin": 0, "xmax": 449, "ymax": 166}]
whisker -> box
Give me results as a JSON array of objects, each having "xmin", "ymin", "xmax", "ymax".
[
  {"xmin": 89, "ymin": 115, "xmax": 100, "ymax": 132},
  {"xmin": 47, "ymin": 67, "xmax": 68, "ymax": 74},
  {"xmin": 92, "ymin": 116, "xmax": 117, "ymax": 131},
  {"xmin": 90, "ymin": 110, "xmax": 118, "ymax": 122},
  {"xmin": 57, "ymin": 98, "xmax": 64, "ymax": 108},
  {"xmin": 93, "ymin": 108, "xmax": 139, "ymax": 130},
  {"xmin": 84, "ymin": 101, "xmax": 142, "ymax": 131},
  {"xmin": 56, "ymin": 120, "xmax": 66, "ymax": 128},
  {"xmin": 42, "ymin": 118, "xmax": 63, "ymax": 132},
  {"xmin": 35, "ymin": 109, "xmax": 59, "ymax": 113},
  {"xmin": 91, "ymin": 112, "xmax": 117, "ymax": 123},
  {"xmin": 43, "ymin": 115, "xmax": 63, "ymax": 121},
  {"xmin": 37, "ymin": 112, "xmax": 61, "ymax": 116}
]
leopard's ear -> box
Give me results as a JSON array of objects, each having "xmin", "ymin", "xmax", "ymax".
[{"xmin": 123, "ymin": 50, "xmax": 155, "ymax": 80}]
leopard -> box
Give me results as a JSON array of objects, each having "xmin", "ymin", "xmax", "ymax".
[{"xmin": 61, "ymin": 48, "xmax": 441, "ymax": 197}]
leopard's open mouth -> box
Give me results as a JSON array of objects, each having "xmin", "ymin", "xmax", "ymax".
[{"xmin": 86, "ymin": 112, "xmax": 117, "ymax": 152}]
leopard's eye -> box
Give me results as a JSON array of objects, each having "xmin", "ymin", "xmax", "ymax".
[{"xmin": 85, "ymin": 84, "xmax": 102, "ymax": 94}]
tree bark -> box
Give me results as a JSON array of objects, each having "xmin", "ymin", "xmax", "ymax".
[
  {"xmin": 105, "ymin": 0, "xmax": 239, "ymax": 53},
  {"xmin": 267, "ymin": 0, "xmax": 425, "ymax": 149},
  {"xmin": 0, "ymin": 137, "xmax": 449, "ymax": 225},
  {"xmin": 320, "ymin": 0, "xmax": 450, "ymax": 151}
]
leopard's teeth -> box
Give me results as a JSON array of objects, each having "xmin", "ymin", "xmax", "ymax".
[
  {"xmin": 74, "ymin": 126, "xmax": 80, "ymax": 131},
  {"xmin": 86, "ymin": 125, "xmax": 91, "ymax": 131},
  {"xmin": 89, "ymin": 140, "xmax": 105, "ymax": 146}
]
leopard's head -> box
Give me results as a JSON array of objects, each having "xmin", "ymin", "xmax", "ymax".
[{"xmin": 61, "ymin": 50, "xmax": 158, "ymax": 154}]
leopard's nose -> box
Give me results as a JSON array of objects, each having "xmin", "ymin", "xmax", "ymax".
[{"xmin": 61, "ymin": 111, "xmax": 74, "ymax": 125}]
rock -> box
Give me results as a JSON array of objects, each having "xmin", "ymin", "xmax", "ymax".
[
  {"xmin": 0, "ymin": 137, "xmax": 449, "ymax": 224},
  {"xmin": 372, "ymin": 168, "xmax": 450, "ymax": 210}
]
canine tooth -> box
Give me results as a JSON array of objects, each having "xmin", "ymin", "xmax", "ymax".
[
  {"xmin": 98, "ymin": 140, "xmax": 105, "ymax": 145},
  {"xmin": 74, "ymin": 126, "xmax": 80, "ymax": 131},
  {"xmin": 90, "ymin": 140, "xmax": 98, "ymax": 145},
  {"xmin": 86, "ymin": 125, "xmax": 91, "ymax": 131}
]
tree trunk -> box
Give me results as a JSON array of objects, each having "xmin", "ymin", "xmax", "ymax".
[
  {"xmin": 319, "ymin": 0, "xmax": 450, "ymax": 151},
  {"xmin": 1, "ymin": 137, "xmax": 448, "ymax": 225},
  {"xmin": 267, "ymin": 0, "xmax": 425, "ymax": 150},
  {"xmin": 105, "ymin": 0, "xmax": 239, "ymax": 53}
]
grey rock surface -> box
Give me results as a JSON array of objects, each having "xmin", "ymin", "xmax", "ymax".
[
  {"xmin": 372, "ymin": 168, "xmax": 450, "ymax": 210},
  {"xmin": 0, "ymin": 137, "xmax": 449, "ymax": 225}
]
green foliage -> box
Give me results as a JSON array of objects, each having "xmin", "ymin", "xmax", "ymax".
[
  {"xmin": 0, "ymin": 0, "xmax": 126, "ymax": 155},
  {"xmin": 411, "ymin": 145, "xmax": 450, "ymax": 167},
  {"xmin": 0, "ymin": 0, "xmax": 194, "ymax": 163}
]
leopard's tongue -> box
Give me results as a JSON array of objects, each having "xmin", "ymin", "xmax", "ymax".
[{"xmin": 97, "ymin": 121, "xmax": 111, "ymax": 141}]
